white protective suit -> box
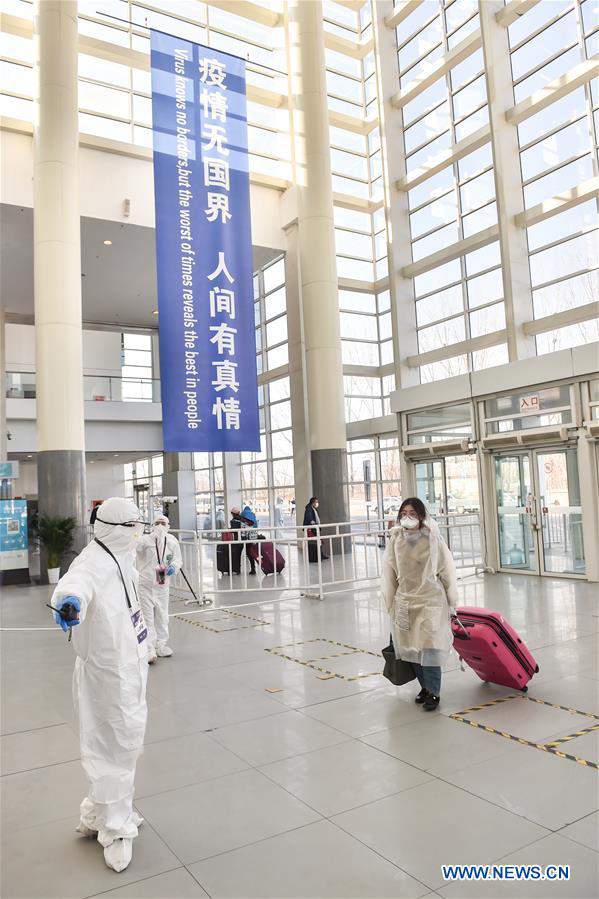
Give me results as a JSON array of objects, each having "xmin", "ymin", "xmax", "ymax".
[
  {"xmin": 380, "ymin": 518, "xmax": 458, "ymax": 666},
  {"xmin": 136, "ymin": 517, "xmax": 182, "ymax": 658},
  {"xmin": 51, "ymin": 497, "xmax": 148, "ymax": 866}
]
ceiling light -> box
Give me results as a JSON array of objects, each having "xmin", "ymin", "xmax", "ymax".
[
  {"xmin": 26, "ymin": 454, "xmax": 32, "ymax": 458},
  {"xmin": 113, "ymin": 453, "xmax": 119, "ymax": 457},
  {"xmin": 152, "ymin": 309, "xmax": 159, "ymax": 315},
  {"xmin": 103, "ymin": 239, "xmax": 112, "ymax": 246}
]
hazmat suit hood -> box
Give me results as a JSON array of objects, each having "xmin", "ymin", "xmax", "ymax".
[
  {"xmin": 153, "ymin": 515, "xmax": 170, "ymax": 537},
  {"xmin": 94, "ymin": 496, "xmax": 144, "ymax": 555}
]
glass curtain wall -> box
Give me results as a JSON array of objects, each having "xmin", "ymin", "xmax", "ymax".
[
  {"xmin": 123, "ymin": 454, "xmax": 163, "ymax": 519},
  {"xmin": 391, "ymin": 0, "xmax": 598, "ymax": 382},
  {"xmin": 345, "ymin": 434, "xmax": 402, "ymax": 522},
  {"xmin": 0, "ymin": 0, "xmax": 290, "ymax": 181},
  {"xmin": 193, "ymin": 452, "xmax": 225, "ymax": 533},
  {"xmin": 508, "ymin": 0, "xmax": 599, "ymax": 354},
  {"xmin": 3, "ymin": 0, "xmax": 597, "ymax": 413},
  {"xmin": 240, "ymin": 256, "xmax": 295, "ymax": 527},
  {"xmin": 325, "ymin": 1, "xmax": 396, "ymax": 420},
  {"xmin": 393, "ymin": 0, "xmax": 508, "ymax": 383}
]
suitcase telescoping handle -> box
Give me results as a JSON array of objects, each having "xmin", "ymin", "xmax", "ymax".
[{"xmin": 451, "ymin": 613, "xmax": 471, "ymax": 639}]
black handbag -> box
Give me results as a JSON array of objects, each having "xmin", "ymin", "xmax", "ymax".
[{"xmin": 382, "ymin": 636, "xmax": 416, "ymax": 686}]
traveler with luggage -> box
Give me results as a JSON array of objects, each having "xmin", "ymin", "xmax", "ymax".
[
  {"xmin": 240, "ymin": 504, "xmax": 258, "ymax": 575},
  {"xmin": 380, "ymin": 497, "xmax": 457, "ymax": 711},
  {"xmin": 216, "ymin": 508, "xmax": 244, "ymax": 576},
  {"xmin": 303, "ymin": 497, "xmax": 330, "ymax": 562}
]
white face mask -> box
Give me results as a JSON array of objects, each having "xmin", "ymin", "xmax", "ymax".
[
  {"xmin": 400, "ymin": 516, "xmax": 419, "ymax": 530},
  {"xmin": 154, "ymin": 523, "xmax": 168, "ymax": 538},
  {"xmin": 103, "ymin": 523, "xmax": 143, "ymax": 554}
]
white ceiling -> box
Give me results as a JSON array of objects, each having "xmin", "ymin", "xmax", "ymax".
[
  {"xmin": 1, "ymin": 204, "xmax": 282, "ymax": 329},
  {"xmin": 8, "ymin": 450, "xmax": 151, "ymax": 464}
]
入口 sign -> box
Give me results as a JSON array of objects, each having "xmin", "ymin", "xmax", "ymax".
[{"xmin": 519, "ymin": 394, "xmax": 540, "ymax": 414}]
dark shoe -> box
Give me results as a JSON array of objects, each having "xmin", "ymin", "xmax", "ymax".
[
  {"xmin": 233, "ymin": 570, "xmax": 241, "ymax": 575},
  {"xmin": 423, "ymin": 693, "xmax": 440, "ymax": 711},
  {"xmin": 249, "ymin": 568, "xmax": 256, "ymax": 575},
  {"xmin": 321, "ymin": 554, "xmax": 329, "ymax": 561},
  {"xmin": 415, "ymin": 688, "xmax": 428, "ymax": 704}
]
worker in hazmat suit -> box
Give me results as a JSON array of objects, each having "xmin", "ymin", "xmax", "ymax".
[
  {"xmin": 136, "ymin": 514, "xmax": 182, "ymax": 663},
  {"xmin": 380, "ymin": 497, "xmax": 458, "ymax": 712},
  {"xmin": 49, "ymin": 496, "xmax": 148, "ymax": 873}
]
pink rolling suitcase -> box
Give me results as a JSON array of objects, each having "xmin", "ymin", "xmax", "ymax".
[
  {"xmin": 451, "ymin": 606, "xmax": 539, "ymax": 691},
  {"xmin": 250, "ymin": 542, "xmax": 285, "ymax": 575}
]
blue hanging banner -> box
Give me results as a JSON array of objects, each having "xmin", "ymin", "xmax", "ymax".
[{"xmin": 150, "ymin": 30, "xmax": 260, "ymax": 452}]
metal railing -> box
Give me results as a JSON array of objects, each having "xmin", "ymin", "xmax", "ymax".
[
  {"xmin": 82, "ymin": 514, "xmax": 484, "ymax": 608},
  {"xmin": 6, "ymin": 372, "xmax": 161, "ymax": 403},
  {"xmin": 168, "ymin": 513, "xmax": 485, "ymax": 609},
  {"xmin": 436, "ymin": 513, "xmax": 484, "ymax": 571}
]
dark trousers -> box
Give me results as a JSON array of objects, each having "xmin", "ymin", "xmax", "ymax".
[
  {"xmin": 245, "ymin": 543, "xmax": 257, "ymax": 572},
  {"xmin": 412, "ymin": 663, "xmax": 442, "ymax": 695}
]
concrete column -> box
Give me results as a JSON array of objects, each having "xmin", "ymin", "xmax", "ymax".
[
  {"xmin": 162, "ymin": 452, "xmax": 196, "ymax": 531},
  {"xmin": 479, "ymin": 0, "xmax": 536, "ymax": 361},
  {"xmin": 371, "ymin": 0, "xmax": 420, "ymax": 390},
  {"xmin": 288, "ymin": 0, "xmax": 349, "ymax": 533},
  {"xmin": 284, "ymin": 224, "xmax": 312, "ymax": 524},
  {"xmin": 34, "ymin": 0, "xmax": 87, "ymax": 566},
  {"xmin": 577, "ymin": 435, "xmax": 599, "ymax": 582},
  {"xmin": 479, "ymin": 448, "xmax": 499, "ymax": 572}
]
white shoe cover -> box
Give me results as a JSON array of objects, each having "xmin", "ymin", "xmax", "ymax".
[
  {"xmin": 76, "ymin": 821, "xmax": 97, "ymax": 837},
  {"xmin": 156, "ymin": 645, "xmax": 173, "ymax": 657},
  {"xmin": 104, "ymin": 838, "xmax": 133, "ymax": 872},
  {"xmin": 148, "ymin": 654, "xmax": 157, "ymax": 665}
]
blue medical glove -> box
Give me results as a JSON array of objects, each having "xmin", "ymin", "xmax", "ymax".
[
  {"xmin": 166, "ymin": 565, "xmax": 176, "ymax": 576},
  {"xmin": 53, "ymin": 595, "xmax": 81, "ymax": 632}
]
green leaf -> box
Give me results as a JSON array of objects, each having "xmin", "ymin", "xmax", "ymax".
[{"xmin": 38, "ymin": 516, "xmax": 76, "ymax": 570}]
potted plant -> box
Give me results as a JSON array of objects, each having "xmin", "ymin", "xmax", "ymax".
[{"xmin": 38, "ymin": 516, "xmax": 76, "ymax": 584}]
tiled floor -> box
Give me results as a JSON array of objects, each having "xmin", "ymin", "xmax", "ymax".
[{"xmin": 1, "ymin": 573, "xmax": 598, "ymax": 898}]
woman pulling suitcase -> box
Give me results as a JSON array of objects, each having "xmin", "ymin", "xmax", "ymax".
[{"xmin": 380, "ymin": 498, "xmax": 458, "ymax": 711}]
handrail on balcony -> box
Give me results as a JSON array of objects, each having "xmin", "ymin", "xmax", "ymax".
[{"xmin": 5, "ymin": 371, "xmax": 161, "ymax": 403}]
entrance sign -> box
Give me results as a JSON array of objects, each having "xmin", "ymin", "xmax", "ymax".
[
  {"xmin": 519, "ymin": 394, "xmax": 540, "ymax": 414},
  {"xmin": 150, "ymin": 31, "xmax": 260, "ymax": 451}
]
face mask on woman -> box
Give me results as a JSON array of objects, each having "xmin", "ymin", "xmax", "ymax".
[{"xmin": 399, "ymin": 516, "xmax": 419, "ymax": 530}]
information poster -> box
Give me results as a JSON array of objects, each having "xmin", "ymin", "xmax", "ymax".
[{"xmin": 0, "ymin": 499, "xmax": 28, "ymax": 572}]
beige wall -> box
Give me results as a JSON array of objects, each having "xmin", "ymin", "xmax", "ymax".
[{"xmin": 1, "ymin": 130, "xmax": 285, "ymax": 252}]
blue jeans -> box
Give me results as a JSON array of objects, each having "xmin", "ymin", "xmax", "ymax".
[{"xmin": 412, "ymin": 663, "xmax": 441, "ymax": 696}]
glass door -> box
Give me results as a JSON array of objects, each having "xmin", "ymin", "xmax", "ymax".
[
  {"xmin": 134, "ymin": 484, "xmax": 150, "ymax": 521},
  {"xmin": 415, "ymin": 460, "xmax": 445, "ymax": 515},
  {"xmin": 494, "ymin": 454, "xmax": 538, "ymax": 572},
  {"xmin": 535, "ymin": 449, "xmax": 585, "ymax": 576},
  {"xmin": 494, "ymin": 448, "xmax": 586, "ymax": 577},
  {"xmin": 414, "ymin": 456, "xmax": 481, "ymax": 562}
]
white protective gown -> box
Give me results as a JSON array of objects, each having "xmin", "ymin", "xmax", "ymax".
[
  {"xmin": 51, "ymin": 503, "xmax": 148, "ymax": 851},
  {"xmin": 136, "ymin": 529, "xmax": 182, "ymax": 655},
  {"xmin": 380, "ymin": 519, "xmax": 458, "ymax": 666}
]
